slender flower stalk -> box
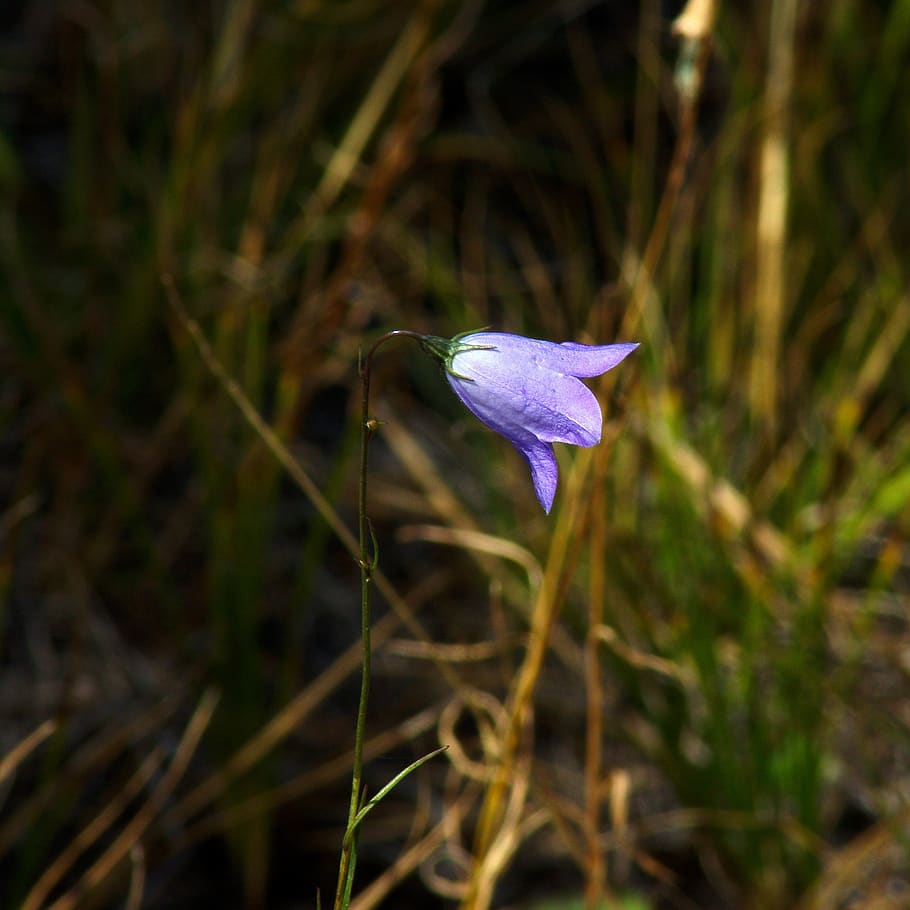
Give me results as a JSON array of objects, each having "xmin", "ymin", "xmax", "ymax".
[{"xmin": 332, "ymin": 330, "xmax": 426, "ymax": 909}]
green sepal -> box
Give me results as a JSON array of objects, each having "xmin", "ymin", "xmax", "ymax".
[{"xmin": 418, "ymin": 329, "xmax": 496, "ymax": 379}]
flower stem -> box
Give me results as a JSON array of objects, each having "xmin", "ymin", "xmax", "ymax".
[{"xmin": 332, "ymin": 329, "xmax": 428, "ymax": 909}]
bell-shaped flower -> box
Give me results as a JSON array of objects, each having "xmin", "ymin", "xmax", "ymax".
[{"xmin": 421, "ymin": 332, "xmax": 638, "ymax": 513}]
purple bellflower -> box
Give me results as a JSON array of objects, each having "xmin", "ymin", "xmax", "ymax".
[{"xmin": 421, "ymin": 332, "xmax": 638, "ymax": 513}]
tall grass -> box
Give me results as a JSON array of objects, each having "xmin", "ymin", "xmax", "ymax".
[{"xmin": 1, "ymin": 1, "xmax": 908, "ymax": 908}]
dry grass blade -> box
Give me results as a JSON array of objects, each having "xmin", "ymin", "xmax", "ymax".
[
  {"xmin": 851, "ymin": 293, "xmax": 910, "ymax": 422},
  {"xmin": 462, "ymin": 449, "xmax": 595, "ymax": 909},
  {"xmin": 439, "ymin": 691, "xmax": 506, "ymax": 785},
  {"xmin": 0, "ymin": 700, "xmax": 182, "ymax": 857},
  {"xmin": 750, "ymin": 0, "xmax": 798, "ymax": 430},
  {"xmin": 471, "ymin": 742, "xmax": 538, "ymax": 908},
  {"xmin": 795, "ymin": 805, "xmax": 910, "ymax": 910},
  {"xmin": 381, "ymin": 417, "xmax": 482, "ymax": 534},
  {"xmin": 164, "ymin": 278, "xmax": 466, "ymax": 693},
  {"xmin": 384, "ymin": 638, "xmax": 512, "ymax": 663},
  {"xmin": 646, "ymin": 416, "xmax": 797, "ymax": 575},
  {"xmin": 41, "ymin": 689, "xmax": 218, "ymax": 910},
  {"xmin": 620, "ymin": 0, "xmax": 715, "ymax": 351},
  {"xmin": 124, "ymin": 846, "xmax": 146, "ymax": 910},
  {"xmin": 303, "ymin": 9, "xmax": 429, "ymax": 222},
  {"xmin": 350, "ymin": 788, "xmax": 478, "ymax": 910},
  {"xmin": 164, "ymin": 275, "xmax": 354, "ymax": 556},
  {"xmin": 0, "ymin": 719, "xmax": 56, "ymax": 787},
  {"xmin": 165, "ymin": 568, "xmax": 450, "ymax": 830},
  {"xmin": 21, "ymin": 750, "xmax": 164, "ymax": 910},
  {"xmin": 583, "ymin": 428, "xmax": 614, "ymax": 908},
  {"xmin": 397, "ymin": 524, "xmax": 543, "ymax": 590},
  {"xmin": 596, "ymin": 625, "xmax": 691, "ymax": 683},
  {"xmin": 0, "ymin": 493, "xmax": 41, "ymax": 542}
]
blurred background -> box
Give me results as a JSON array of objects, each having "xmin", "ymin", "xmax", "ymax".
[{"xmin": 2, "ymin": 1, "xmax": 909, "ymax": 908}]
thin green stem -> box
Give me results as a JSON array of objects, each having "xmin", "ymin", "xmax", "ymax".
[{"xmin": 332, "ymin": 329, "xmax": 428, "ymax": 910}]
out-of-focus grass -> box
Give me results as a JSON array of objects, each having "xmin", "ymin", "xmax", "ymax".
[{"xmin": 1, "ymin": 2, "xmax": 909, "ymax": 909}]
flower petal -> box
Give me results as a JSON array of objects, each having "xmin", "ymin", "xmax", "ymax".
[
  {"xmin": 447, "ymin": 349, "xmax": 603, "ymax": 447},
  {"xmin": 458, "ymin": 333, "xmax": 639, "ymax": 378},
  {"xmin": 517, "ymin": 436, "xmax": 559, "ymax": 513},
  {"xmin": 446, "ymin": 375, "xmax": 560, "ymax": 511}
]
